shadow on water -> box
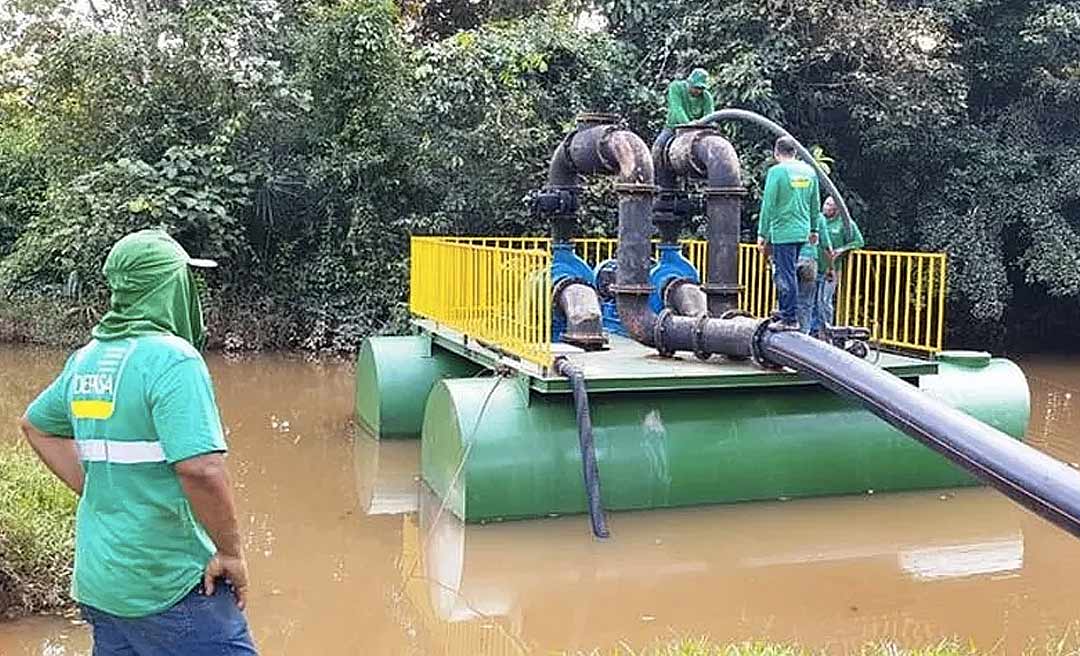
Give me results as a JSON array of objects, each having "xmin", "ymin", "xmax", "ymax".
[{"xmin": 2, "ymin": 350, "xmax": 1080, "ymax": 655}]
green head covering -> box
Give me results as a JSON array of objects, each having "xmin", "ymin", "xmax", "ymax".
[
  {"xmin": 688, "ymin": 68, "xmax": 710, "ymax": 89},
  {"xmin": 92, "ymin": 230, "xmax": 217, "ymax": 350}
]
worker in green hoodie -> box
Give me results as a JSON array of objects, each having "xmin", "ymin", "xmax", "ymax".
[
  {"xmin": 758, "ymin": 135, "xmax": 821, "ymax": 331},
  {"xmin": 20, "ymin": 230, "xmax": 257, "ymax": 655},
  {"xmin": 811, "ymin": 195, "xmax": 865, "ymax": 335},
  {"xmin": 653, "ymin": 68, "xmax": 716, "ymax": 165}
]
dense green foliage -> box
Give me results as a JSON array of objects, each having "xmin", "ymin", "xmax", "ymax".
[
  {"xmin": 0, "ymin": 0, "xmax": 1077, "ymax": 350},
  {"xmin": 0, "ymin": 441, "xmax": 77, "ymax": 618}
]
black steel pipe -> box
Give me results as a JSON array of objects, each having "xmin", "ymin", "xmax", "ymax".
[
  {"xmin": 756, "ymin": 330, "xmax": 1080, "ymax": 539},
  {"xmin": 544, "ymin": 117, "xmax": 637, "ymax": 349},
  {"xmin": 554, "ymin": 358, "xmax": 610, "ymax": 539},
  {"xmin": 666, "ymin": 127, "xmax": 745, "ymax": 315}
]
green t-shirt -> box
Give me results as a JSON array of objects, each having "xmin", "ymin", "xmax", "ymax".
[
  {"xmin": 798, "ymin": 213, "xmax": 833, "ymax": 263},
  {"xmin": 757, "ymin": 159, "xmax": 821, "ymax": 245},
  {"xmin": 26, "ymin": 335, "xmax": 226, "ymax": 618},
  {"xmin": 664, "ymin": 80, "xmax": 716, "ymax": 128},
  {"xmin": 820, "ymin": 213, "xmax": 866, "ymax": 273}
]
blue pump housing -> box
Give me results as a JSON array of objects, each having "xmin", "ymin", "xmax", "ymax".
[
  {"xmin": 551, "ymin": 243, "xmax": 598, "ymax": 343},
  {"xmin": 648, "ymin": 244, "xmax": 701, "ymax": 314}
]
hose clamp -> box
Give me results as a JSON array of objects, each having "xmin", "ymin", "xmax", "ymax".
[{"xmin": 653, "ymin": 308, "xmax": 675, "ymax": 358}]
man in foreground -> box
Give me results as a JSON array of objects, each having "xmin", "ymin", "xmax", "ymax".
[
  {"xmin": 20, "ymin": 229, "xmax": 257, "ymax": 655},
  {"xmin": 758, "ymin": 136, "xmax": 821, "ymax": 332}
]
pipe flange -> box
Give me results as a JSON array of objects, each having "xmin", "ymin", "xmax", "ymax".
[
  {"xmin": 612, "ymin": 182, "xmax": 657, "ymax": 195},
  {"xmin": 703, "ymin": 186, "xmax": 749, "ymax": 198},
  {"xmin": 750, "ymin": 318, "xmax": 782, "ymax": 370},
  {"xmin": 610, "ymin": 283, "xmax": 653, "ymax": 296},
  {"xmin": 577, "ymin": 112, "xmax": 621, "ymax": 127},
  {"xmin": 701, "ymin": 282, "xmax": 743, "ymax": 295},
  {"xmin": 653, "ymin": 308, "xmax": 676, "ymax": 358},
  {"xmin": 692, "ymin": 314, "xmax": 711, "ymax": 361}
]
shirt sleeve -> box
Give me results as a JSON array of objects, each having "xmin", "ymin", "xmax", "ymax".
[
  {"xmin": 850, "ymin": 219, "xmax": 866, "ymax": 250},
  {"xmin": 819, "ymin": 215, "xmax": 833, "ymax": 249},
  {"xmin": 703, "ymin": 90, "xmax": 716, "ymax": 117},
  {"xmin": 667, "ymin": 82, "xmax": 691, "ymax": 125},
  {"xmin": 25, "ymin": 363, "xmax": 74, "ymax": 438},
  {"xmin": 758, "ymin": 167, "xmax": 780, "ymax": 241},
  {"xmin": 150, "ymin": 357, "xmax": 227, "ymax": 464}
]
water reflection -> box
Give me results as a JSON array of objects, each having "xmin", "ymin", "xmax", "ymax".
[
  {"xmin": 354, "ymin": 433, "xmax": 422, "ymax": 516},
  {"xmin": 346, "ymin": 434, "xmax": 1045, "ymax": 653}
]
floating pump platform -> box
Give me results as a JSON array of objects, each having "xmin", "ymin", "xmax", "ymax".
[{"xmin": 357, "ymin": 320, "xmax": 1030, "ymax": 524}]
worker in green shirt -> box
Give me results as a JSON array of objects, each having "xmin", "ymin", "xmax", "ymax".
[
  {"xmin": 652, "ymin": 68, "xmax": 716, "ymax": 165},
  {"xmin": 797, "ymin": 212, "xmax": 833, "ymax": 334},
  {"xmin": 757, "ymin": 135, "xmax": 821, "ymax": 331},
  {"xmin": 20, "ymin": 230, "xmax": 257, "ymax": 655},
  {"xmin": 812, "ymin": 195, "xmax": 866, "ymax": 335}
]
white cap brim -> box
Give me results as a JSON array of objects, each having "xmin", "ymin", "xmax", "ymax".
[{"xmin": 187, "ymin": 257, "xmax": 219, "ymax": 268}]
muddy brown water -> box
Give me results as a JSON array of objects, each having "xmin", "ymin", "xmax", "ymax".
[{"xmin": 1, "ymin": 347, "xmax": 1079, "ymax": 655}]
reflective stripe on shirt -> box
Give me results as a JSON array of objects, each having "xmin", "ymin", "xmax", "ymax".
[{"xmin": 77, "ymin": 439, "xmax": 167, "ymax": 464}]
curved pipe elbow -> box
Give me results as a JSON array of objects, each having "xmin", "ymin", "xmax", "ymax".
[
  {"xmin": 599, "ymin": 129, "xmax": 654, "ymax": 186},
  {"xmin": 695, "ymin": 136, "xmax": 741, "ymax": 189},
  {"xmin": 556, "ymin": 282, "xmax": 606, "ymax": 350},
  {"xmin": 547, "ymin": 139, "xmax": 582, "ymax": 189},
  {"xmin": 665, "ymin": 280, "xmax": 709, "ymax": 318}
]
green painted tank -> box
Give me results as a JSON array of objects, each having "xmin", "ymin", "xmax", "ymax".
[
  {"xmin": 421, "ymin": 357, "xmax": 1030, "ymax": 522},
  {"xmin": 356, "ymin": 335, "xmax": 481, "ymax": 439}
]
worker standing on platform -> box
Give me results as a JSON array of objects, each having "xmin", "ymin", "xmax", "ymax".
[
  {"xmin": 813, "ymin": 195, "xmax": 865, "ymax": 336},
  {"xmin": 797, "ymin": 211, "xmax": 833, "ymax": 335},
  {"xmin": 653, "ymin": 68, "xmax": 716, "ymax": 163},
  {"xmin": 758, "ymin": 136, "xmax": 821, "ymax": 332}
]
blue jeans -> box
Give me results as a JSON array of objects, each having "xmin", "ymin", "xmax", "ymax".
[
  {"xmin": 796, "ymin": 261, "xmax": 817, "ymax": 333},
  {"xmin": 80, "ymin": 581, "xmax": 257, "ymax": 655},
  {"xmin": 813, "ymin": 273, "xmax": 838, "ymax": 334},
  {"xmin": 771, "ymin": 243, "xmax": 803, "ymax": 323}
]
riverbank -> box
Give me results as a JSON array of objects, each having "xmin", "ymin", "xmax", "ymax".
[{"xmin": 0, "ymin": 441, "xmax": 76, "ymax": 619}]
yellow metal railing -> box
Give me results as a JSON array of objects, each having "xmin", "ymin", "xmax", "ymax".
[
  {"xmin": 410, "ymin": 236, "xmax": 947, "ymax": 358},
  {"xmin": 410, "ymin": 237, "xmax": 552, "ymax": 368},
  {"xmin": 837, "ymin": 250, "xmax": 947, "ymax": 354}
]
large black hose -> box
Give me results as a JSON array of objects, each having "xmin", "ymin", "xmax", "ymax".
[
  {"xmin": 554, "ymin": 358, "xmax": 610, "ymax": 538},
  {"xmin": 693, "ymin": 108, "xmax": 853, "ymax": 240},
  {"xmin": 757, "ymin": 330, "xmax": 1080, "ymax": 539}
]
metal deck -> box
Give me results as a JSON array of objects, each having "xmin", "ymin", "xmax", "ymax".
[{"xmin": 415, "ymin": 319, "xmax": 938, "ymax": 394}]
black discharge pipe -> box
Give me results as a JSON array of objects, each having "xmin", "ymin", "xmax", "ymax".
[
  {"xmin": 554, "ymin": 358, "xmax": 610, "ymax": 538},
  {"xmin": 665, "ymin": 127, "xmax": 746, "ymax": 315},
  {"xmin": 756, "ymin": 330, "xmax": 1080, "ymax": 539},
  {"xmin": 693, "ymin": 108, "xmax": 853, "ymax": 240}
]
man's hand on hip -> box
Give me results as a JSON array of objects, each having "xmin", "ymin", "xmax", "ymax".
[{"xmin": 204, "ymin": 553, "xmax": 250, "ymax": 610}]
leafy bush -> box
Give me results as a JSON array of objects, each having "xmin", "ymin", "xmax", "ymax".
[{"xmin": 0, "ymin": 440, "xmax": 77, "ymax": 618}]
